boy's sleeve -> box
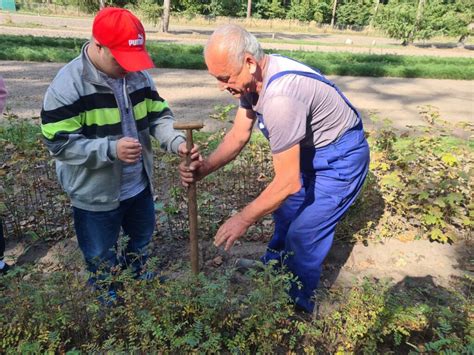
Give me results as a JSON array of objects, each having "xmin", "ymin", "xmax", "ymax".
[
  {"xmin": 41, "ymin": 84, "xmax": 117, "ymax": 169},
  {"xmin": 145, "ymin": 72, "xmax": 185, "ymax": 154}
]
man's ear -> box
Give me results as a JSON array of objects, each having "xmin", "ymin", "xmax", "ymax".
[{"xmin": 245, "ymin": 54, "xmax": 258, "ymax": 74}]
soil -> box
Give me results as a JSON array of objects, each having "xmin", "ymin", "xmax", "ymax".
[{"xmin": 1, "ymin": 13, "xmax": 472, "ymax": 300}]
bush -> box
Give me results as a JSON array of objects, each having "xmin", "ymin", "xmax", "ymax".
[
  {"xmin": 368, "ymin": 110, "xmax": 473, "ymax": 243},
  {"xmin": 0, "ymin": 264, "xmax": 299, "ymax": 352}
]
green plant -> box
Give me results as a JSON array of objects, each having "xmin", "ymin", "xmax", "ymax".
[
  {"xmin": 374, "ymin": 0, "xmax": 473, "ymax": 45},
  {"xmin": 135, "ymin": 0, "xmax": 163, "ymax": 27},
  {"xmin": 368, "ymin": 113, "xmax": 472, "ymax": 243},
  {"xmin": 0, "ymin": 263, "xmax": 300, "ymax": 352},
  {"xmin": 209, "ymin": 104, "xmax": 236, "ymax": 122}
]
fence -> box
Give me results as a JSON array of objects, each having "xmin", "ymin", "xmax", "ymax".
[{"xmin": 0, "ymin": 127, "xmax": 274, "ymax": 244}]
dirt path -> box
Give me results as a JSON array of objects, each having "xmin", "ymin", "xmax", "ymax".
[{"xmin": 1, "ymin": 60, "xmax": 472, "ymax": 135}]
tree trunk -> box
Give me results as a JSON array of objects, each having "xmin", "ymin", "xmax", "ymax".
[
  {"xmin": 331, "ymin": 0, "xmax": 338, "ymax": 27},
  {"xmin": 247, "ymin": 0, "xmax": 252, "ymax": 19},
  {"xmin": 161, "ymin": 0, "xmax": 171, "ymax": 33},
  {"xmin": 409, "ymin": 0, "xmax": 425, "ymax": 44},
  {"xmin": 370, "ymin": 0, "xmax": 379, "ymax": 28},
  {"xmin": 99, "ymin": 0, "xmax": 105, "ymax": 9}
]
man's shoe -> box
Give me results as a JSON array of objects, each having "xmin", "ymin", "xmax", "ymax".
[
  {"xmin": 234, "ymin": 258, "xmax": 264, "ymax": 273},
  {"xmin": 0, "ymin": 263, "xmax": 11, "ymax": 275},
  {"xmin": 137, "ymin": 270, "xmax": 168, "ymax": 283}
]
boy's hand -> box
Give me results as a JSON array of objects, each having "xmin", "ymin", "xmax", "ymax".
[
  {"xmin": 178, "ymin": 142, "xmax": 200, "ymax": 161},
  {"xmin": 117, "ymin": 137, "xmax": 142, "ymax": 163}
]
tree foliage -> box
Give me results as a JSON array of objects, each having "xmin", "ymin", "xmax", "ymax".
[
  {"xmin": 373, "ymin": 0, "xmax": 417, "ymax": 45},
  {"xmin": 44, "ymin": 0, "xmax": 473, "ymax": 41},
  {"xmin": 286, "ymin": 0, "xmax": 333, "ymax": 22},
  {"xmin": 374, "ymin": 0, "xmax": 473, "ymax": 45},
  {"xmin": 253, "ymin": 0, "xmax": 286, "ymax": 19},
  {"xmin": 336, "ymin": 0, "xmax": 375, "ymax": 26}
]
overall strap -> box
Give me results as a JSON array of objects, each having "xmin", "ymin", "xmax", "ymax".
[
  {"xmin": 270, "ymin": 54, "xmax": 322, "ymax": 74},
  {"xmin": 256, "ymin": 55, "xmax": 361, "ymax": 141}
]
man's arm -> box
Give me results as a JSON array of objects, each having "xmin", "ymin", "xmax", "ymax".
[
  {"xmin": 180, "ymin": 107, "xmax": 255, "ymax": 184},
  {"xmin": 214, "ymin": 143, "xmax": 301, "ymax": 251},
  {"xmin": 41, "ymin": 86, "xmax": 118, "ymax": 169}
]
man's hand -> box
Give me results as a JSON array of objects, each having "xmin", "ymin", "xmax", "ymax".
[
  {"xmin": 214, "ymin": 213, "xmax": 252, "ymax": 251},
  {"xmin": 179, "ymin": 159, "xmax": 210, "ymax": 187},
  {"xmin": 117, "ymin": 137, "xmax": 142, "ymax": 163},
  {"xmin": 178, "ymin": 142, "xmax": 204, "ymax": 187},
  {"xmin": 177, "ymin": 142, "xmax": 200, "ymax": 160}
]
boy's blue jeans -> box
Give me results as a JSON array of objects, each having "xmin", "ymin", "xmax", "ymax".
[{"xmin": 73, "ymin": 186, "xmax": 155, "ymax": 282}]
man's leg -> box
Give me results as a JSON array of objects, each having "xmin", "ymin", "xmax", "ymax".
[
  {"xmin": 261, "ymin": 181, "xmax": 306, "ymax": 266},
  {"xmin": 73, "ymin": 206, "xmax": 123, "ymax": 281},
  {"xmin": 285, "ymin": 129, "xmax": 370, "ymax": 312},
  {"xmin": 121, "ymin": 187, "xmax": 155, "ymax": 278},
  {"xmin": 284, "ymin": 193, "xmax": 339, "ymax": 313},
  {"xmin": 0, "ymin": 218, "xmax": 9, "ymax": 274},
  {"xmin": 0, "ymin": 218, "xmax": 5, "ymax": 261}
]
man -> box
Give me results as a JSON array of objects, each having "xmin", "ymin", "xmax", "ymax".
[
  {"xmin": 41, "ymin": 7, "xmax": 197, "ymax": 292},
  {"xmin": 180, "ymin": 24, "xmax": 370, "ymax": 313}
]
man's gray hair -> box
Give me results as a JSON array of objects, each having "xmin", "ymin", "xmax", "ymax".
[{"xmin": 205, "ymin": 24, "xmax": 264, "ymax": 70}]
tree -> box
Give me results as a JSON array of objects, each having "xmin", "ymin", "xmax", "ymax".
[
  {"xmin": 409, "ymin": 0, "xmax": 425, "ymax": 43},
  {"xmin": 374, "ymin": 0, "xmax": 473, "ymax": 45},
  {"xmin": 336, "ymin": 0, "xmax": 374, "ymax": 26},
  {"xmin": 136, "ymin": 0, "xmax": 163, "ymax": 28},
  {"xmin": 419, "ymin": 0, "xmax": 472, "ymax": 43},
  {"xmin": 374, "ymin": 0, "xmax": 420, "ymax": 45},
  {"xmin": 287, "ymin": 0, "xmax": 316, "ymax": 22},
  {"xmin": 254, "ymin": 0, "xmax": 286, "ymax": 19},
  {"xmin": 161, "ymin": 0, "xmax": 171, "ymax": 32},
  {"xmin": 247, "ymin": 0, "xmax": 252, "ymax": 18},
  {"xmin": 330, "ymin": 0, "xmax": 338, "ymax": 26}
]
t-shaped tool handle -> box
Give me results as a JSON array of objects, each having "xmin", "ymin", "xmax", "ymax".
[{"xmin": 174, "ymin": 121, "xmax": 204, "ymax": 275}]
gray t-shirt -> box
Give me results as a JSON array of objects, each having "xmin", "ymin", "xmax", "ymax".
[
  {"xmin": 105, "ymin": 76, "xmax": 148, "ymax": 201},
  {"xmin": 240, "ymin": 55, "xmax": 359, "ymax": 153}
]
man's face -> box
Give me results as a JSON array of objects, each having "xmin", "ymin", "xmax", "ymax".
[
  {"xmin": 205, "ymin": 49, "xmax": 256, "ymax": 99},
  {"xmin": 94, "ymin": 42, "xmax": 129, "ymax": 78}
]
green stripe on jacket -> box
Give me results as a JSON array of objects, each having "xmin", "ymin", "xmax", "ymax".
[{"xmin": 42, "ymin": 99, "xmax": 169, "ymax": 140}]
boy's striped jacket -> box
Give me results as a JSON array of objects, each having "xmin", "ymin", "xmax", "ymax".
[{"xmin": 41, "ymin": 43, "xmax": 185, "ymax": 211}]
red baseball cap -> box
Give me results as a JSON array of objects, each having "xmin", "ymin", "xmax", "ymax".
[{"xmin": 92, "ymin": 7, "xmax": 155, "ymax": 72}]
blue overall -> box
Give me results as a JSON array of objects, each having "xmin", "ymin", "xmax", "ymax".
[{"xmin": 257, "ymin": 66, "xmax": 370, "ymax": 312}]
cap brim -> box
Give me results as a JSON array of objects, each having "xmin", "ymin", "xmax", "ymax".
[{"xmin": 110, "ymin": 48, "xmax": 155, "ymax": 72}]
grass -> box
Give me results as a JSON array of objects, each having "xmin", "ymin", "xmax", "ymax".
[
  {"xmin": 261, "ymin": 37, "xmax": 400, "ymax": 49},
  {"xmin": 0, "ymin": 34, "xmax": 473, "ymax": 80}
]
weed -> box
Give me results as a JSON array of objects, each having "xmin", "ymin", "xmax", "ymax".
[
  {"xmin": 209, "ymin": 104, "xmax": 236, "ymax": 122},
  {"xmin": 368, "ymin": 113, "xmax": 472, "ymax": 243}
]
